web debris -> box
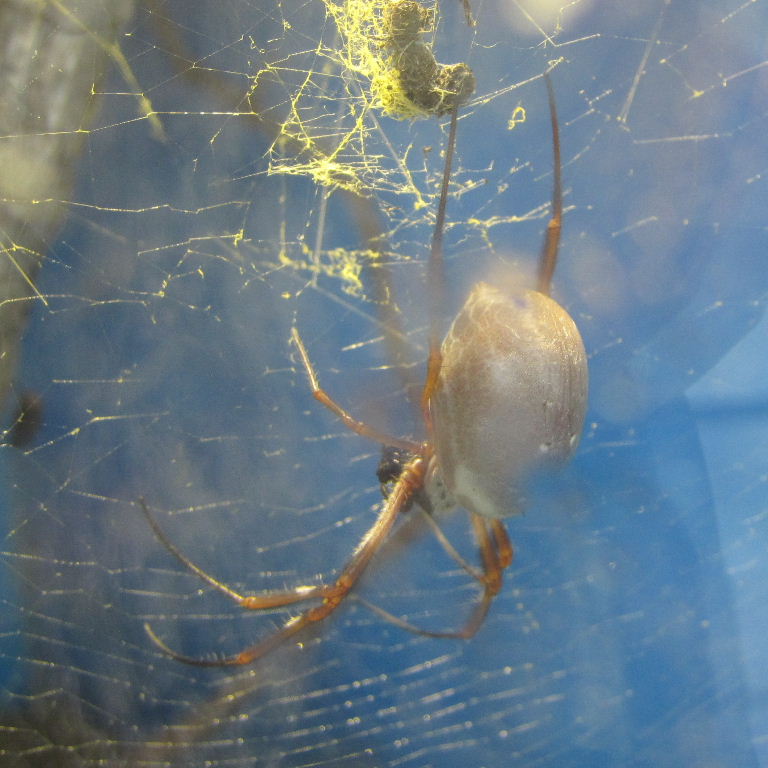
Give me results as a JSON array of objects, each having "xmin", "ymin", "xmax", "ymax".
[{"xmin": 268, "ymin": 1, "xmax": 475, "ymax": 197}]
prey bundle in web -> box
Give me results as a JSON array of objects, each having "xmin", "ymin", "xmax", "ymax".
[{"xmin": 268, "ymin": 1, "xmax": 475, "ymax": 196}]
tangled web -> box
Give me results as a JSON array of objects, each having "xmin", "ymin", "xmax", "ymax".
[
  {"xmin": 1, "ymin": 0, "xmax": 767, "ymax": 766},
  {"xmin": 269, "ymin": 0, "xmax": 477, "ymax": 197}
]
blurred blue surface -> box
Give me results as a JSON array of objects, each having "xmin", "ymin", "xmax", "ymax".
[{"xmin": 2, "ymin": 0, "xmax": 767, "ymax": 765}]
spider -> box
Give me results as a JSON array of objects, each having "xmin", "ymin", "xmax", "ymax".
[{"xmin": 141, "ymin": 72, "xmax": 588, "ymax": 666}]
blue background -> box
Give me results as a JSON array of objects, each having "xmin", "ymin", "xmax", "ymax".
[{"xmin": 1, "ymin": 1, "xmax": 767, "ymax": 765}]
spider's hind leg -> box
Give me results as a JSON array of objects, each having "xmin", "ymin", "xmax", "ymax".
[
  {"xmin": 536, "ymin": 72, "xmax": 563, "ymax": 296},
  {"xmin": 355, "ymin": 511, "xmax": 513, "ymax": 640}
]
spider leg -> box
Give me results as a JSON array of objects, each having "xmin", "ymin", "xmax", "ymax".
[
  {"xmin": 354, "ymin": 513, "xmax": 513, "ymax": 640},
  {"xmin": 418, "ymin": 507, "xmax": 484, "ymax": 582},
  {"xmin": 490, "ymin": 518, "xmax": 514, "ymax": 569},
  {"xmin": 536, "ymin": 72, "xmax": 563, "ymax": 296},
  {"xmin": 140, "ymin": 498, "xmax": 328, "ymax": 608},
  {"xmin": 291, "ymin": 327, "xmax": 420, "ymax": 453},
  {"xmin": 421, "ymin": 106, "xmax": 459, "ymax": 424},
  {"xmin": 144, "ymin": 457, "xmax": 427, "ymax": 666}
]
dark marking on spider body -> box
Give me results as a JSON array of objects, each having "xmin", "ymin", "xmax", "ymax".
[{"xmin": 377, "ymin": 444, "xmax": 454, "ymax": 516}]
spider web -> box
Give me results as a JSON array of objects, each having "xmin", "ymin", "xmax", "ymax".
[{"xmin": 1, "ymin": 0, "xmax": 767, "ymax": 766}]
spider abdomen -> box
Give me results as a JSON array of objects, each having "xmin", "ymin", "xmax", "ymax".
[{"xmin": 430, "ymin": 281, "xmax": 588, "ymax": 518}]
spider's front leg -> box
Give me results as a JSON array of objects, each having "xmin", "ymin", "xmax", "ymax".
[
  {"xmin": 142, "ymin": 456, "xmax": 427, "ymax": 667},
  {"xmin": 291, "ymin": 327, "xmax": 419, "ymax": 454}
]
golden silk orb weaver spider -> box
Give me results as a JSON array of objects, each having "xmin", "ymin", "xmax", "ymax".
[{"xmin": 140, "ymin": 73, "xmax": 588, "ymax": 667}]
